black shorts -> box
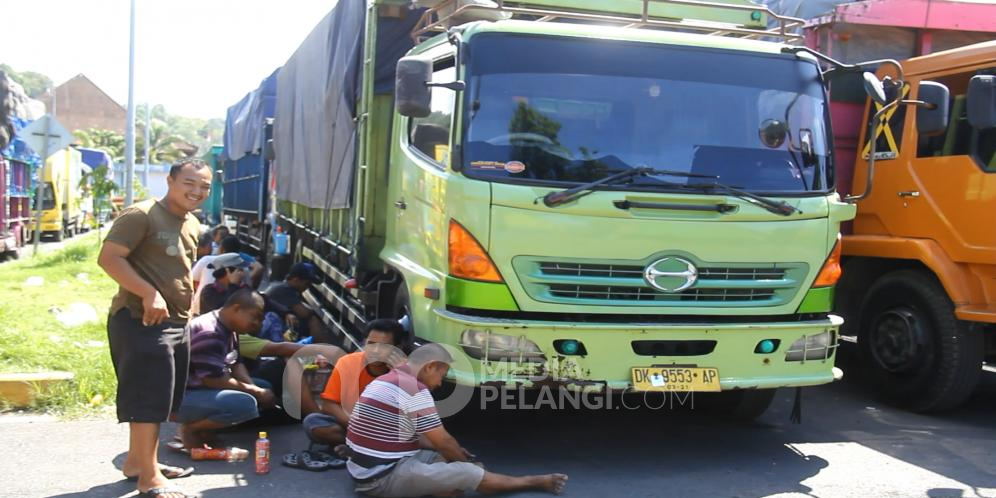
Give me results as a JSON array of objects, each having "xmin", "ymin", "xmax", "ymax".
[{"xmin": 107, "ymin": 309, "xmax": 190, "ymax": 423}]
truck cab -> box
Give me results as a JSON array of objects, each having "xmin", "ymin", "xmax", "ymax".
[
  {"xmin": 378, "ymin": 1, "xmax": 856, "ymax": 417},
  {"xmin": 835, "ymin": 41, "xmax": 996, "ymax": 412},
  {"xmin": 38, "ymin": 147, "xmax": 84, "ymax": 241}
]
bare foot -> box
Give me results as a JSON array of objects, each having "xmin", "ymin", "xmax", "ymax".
[
  {"xmin": 179, "ymin": 425, "xmax": 218, "ymax": 449},
  {"xmin": 537, "ymin": 474, "xmax": 569, "ymax": 495}
]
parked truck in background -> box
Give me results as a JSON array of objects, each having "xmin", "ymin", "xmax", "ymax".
[
  {"xmin": 834, "ymin": 42, "xmax": 996, "ymax": 412},
  {"xmin": 220, "ymin": 69, "xmax": 278, "ymax": 260},
  {"xmin": 225, "ymin": 0, "xmax": 931, "ymax": 418},
  {"xmin": 793, "ymin": 0, "xmax": 996, "ymax": 412},
  {"xmin": 37, "ymin": 146, "xmax": 84, "ymax": 241},
  {"xmin": 0, "ymin": 117, "xmax": 36, "ymax": 260}
]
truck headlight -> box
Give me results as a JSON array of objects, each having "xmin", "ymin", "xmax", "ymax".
[
  {"xmin": 460, "ymin": 329, "xmax": 545, "ymax": 362},
  {"xmin": 785, "ymin": 331, "xmax": 837, "ymax": 361}
]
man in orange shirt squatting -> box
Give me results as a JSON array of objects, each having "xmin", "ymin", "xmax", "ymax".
[{"xmin": 299, "ymin": 319, "xmax": 407, "ymax": 463}]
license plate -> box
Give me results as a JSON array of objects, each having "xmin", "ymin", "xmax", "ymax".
[{"xmin": 631, "ymin": 367, "xmax": 721, "ymax": 392}]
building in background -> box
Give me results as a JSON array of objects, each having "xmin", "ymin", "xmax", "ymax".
[{"xmin": 41, "ymin": 74, "xmax": 125, "ymax": 134}]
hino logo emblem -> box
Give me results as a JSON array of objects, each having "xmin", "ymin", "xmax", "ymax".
[{"xmin": 644, "ymin": 257, "xmax": 698, "ymax": 293}]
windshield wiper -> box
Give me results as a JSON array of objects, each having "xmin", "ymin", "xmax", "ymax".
[
  {"xmin": 684, "ymin": 181, "xmax": 801, "ymax": 216},
  {"xmin": 542, "ymin": 167, "xmax": 717, "ymax": 207}
]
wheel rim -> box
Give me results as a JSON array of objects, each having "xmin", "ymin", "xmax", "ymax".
[{"xmin": 868, "ymin": 307, "xmax": 929, "ymax": 374}]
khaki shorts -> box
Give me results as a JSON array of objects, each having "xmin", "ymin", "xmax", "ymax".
[{"xmin": 355, "ymin": 450, "xmax": 485, "ymax": 498}]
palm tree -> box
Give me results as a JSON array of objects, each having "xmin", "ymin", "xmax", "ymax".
[
  {"xmin": 73, "ymin": 128, "xmax": 125, "ymax": 163},
  {"xmin": 138, "ymin": 120, "xmax": 190, "ymax": 163}
]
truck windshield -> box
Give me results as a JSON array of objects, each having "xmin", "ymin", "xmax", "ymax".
[
  {"xmin": 39, "ymin": 182, "xmax": 56, "ymax": 211},
  {"xmin": 462, "ymin": 35, "xmax": 831, "ymax": 193}
]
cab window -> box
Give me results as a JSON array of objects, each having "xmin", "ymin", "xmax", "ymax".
[
  {"xmin": 916, "ymin": 67, "xmax": 996, "ymax": 172},
  {"xmin": 408, "ymin": 59, "xmax": 456, "ymax": 168}
]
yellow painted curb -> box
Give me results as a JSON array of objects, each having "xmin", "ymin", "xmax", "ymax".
[{"xmin": 0, "ymin": 372, "xmax": 75, "ymax": 407}]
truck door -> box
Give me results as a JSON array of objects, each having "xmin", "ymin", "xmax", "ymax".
[
  {"xmin": 902, "ymin": 69, "xmax": 996, "ymax": 260},
  {"xmin": 394, "ymin": 57, "xmax": 457, "ymax": 265}
]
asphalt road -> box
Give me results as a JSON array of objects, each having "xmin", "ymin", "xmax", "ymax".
[{"xmin": 3, "ymin": 357, "xmax": 995, "ymax": 498}]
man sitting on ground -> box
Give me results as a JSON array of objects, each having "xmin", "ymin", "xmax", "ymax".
[
  {"xmin": 302, "ymin": 319, "xmax": 407, "ymax": 447},
  {"xmin": 176, "ymin": 290, "xmax": 276, "ymax": 449},
  {"xmin": 198, "ymin": 253, "xmax": 250, "ymax": 314},
  {"xmin": 263, "ymin": 262, "xmax": 332, "ymax": 343},
  {"xmin": 345, "ymin": 344, "xmax": 569, "ymax": 497}
]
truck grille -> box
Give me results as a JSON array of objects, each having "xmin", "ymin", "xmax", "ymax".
[
  {"xmin": 548, "ymin": 284, "xmax": 777, "ymax": 302},
  {"xmin": 538, "ymin": 263, "xmax": 787, "ymax": 281},
  {"xmin": 516, "ymin": 258, "xmax": 805, "ymax": 308}
]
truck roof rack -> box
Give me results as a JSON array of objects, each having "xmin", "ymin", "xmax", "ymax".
[{"xmin": 411, "ymin": 0, "xmax": 805, "ymax": 43}]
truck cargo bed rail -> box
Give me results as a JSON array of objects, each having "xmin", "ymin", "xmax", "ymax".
[{"xmin": 413, "ymin": 0, "xmax": 805, "ymax": 42}]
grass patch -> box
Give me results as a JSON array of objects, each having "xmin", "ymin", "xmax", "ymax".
[{"xmin": 0, "ymin": 233, "xmax": 118, "ymax": 415}]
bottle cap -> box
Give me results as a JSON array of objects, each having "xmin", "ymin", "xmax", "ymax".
[{"xmin": 259, "ymin": 431, "xmax": 267, "ymax": 438}]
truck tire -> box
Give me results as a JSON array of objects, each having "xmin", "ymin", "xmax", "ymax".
[
  {"xmin": 54, "ymin": 229, "xmax": 64, "ymax": 242},
  {"xmin": 857, "ymin": 270, "xmax": 983, "ymax": 413}
]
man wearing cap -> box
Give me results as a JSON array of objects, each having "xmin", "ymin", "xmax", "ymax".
[
  {"xmin": 198, "ymin": 253, "xmax": 251, "ymax": 314},
  {"xmin": 264, "ymin": 262, "xmax": 332, "ymax": 343}
]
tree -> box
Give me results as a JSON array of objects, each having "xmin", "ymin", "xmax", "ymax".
[
  {"xmin": 73, "ymin": 128, "xmax": 125, "ymax": 163},
  {"xmin": 86, "ymin": 164, "xmax": 118, "ymax": 213},
  {"xmin": 137, "ymin": 120, "xmax": 187, "ymax": 163}
]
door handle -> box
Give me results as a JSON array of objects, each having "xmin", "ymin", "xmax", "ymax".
[
  {"xmin": 394, "ymin": 200, "xmax": 407, "ymax": 210},
  {"xmin": 898, "ymin": 191, "xmax": 920, "ymax": 198}
]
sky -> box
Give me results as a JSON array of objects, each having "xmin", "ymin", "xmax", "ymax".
[{"xmin": 2, "ymin": 0, "xmax": 337, "ymax": 120}]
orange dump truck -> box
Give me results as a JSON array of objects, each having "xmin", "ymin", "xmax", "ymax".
[{"xmin": 835, "ymin": 41, "xmax": 996, "ymax": 412}]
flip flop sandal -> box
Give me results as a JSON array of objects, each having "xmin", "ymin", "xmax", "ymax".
[
  {"xmin": 307, "ymin": 450, "xmax": 347, "ymax": 470},
  {"xmin": 282, "ymin": 451, "xmax": 330, "ymax": 472},
  {"xmin": 166, "ymin": 441, "xmax": 190, "ymax": 455},
  {"xmin": 126, "ymin": 464, "xmax": 195, "ymax": 480},
  {"xmin": 138, "ymin": 486, "xmax": 196, "ymax": 498}
]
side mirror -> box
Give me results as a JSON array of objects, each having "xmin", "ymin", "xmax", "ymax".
[
  {"xmin": 967, "ymin": 75, "xmax": 996, "ymax": 130},
  {"xmin": 396, "ymin": 56, "xmax": 432, "ymax": 118},
  {"xmin": 916, "ymin": 81, "xmax": 950, "ymax": 136},
  {"xmin": 863, "ymin": 72, "xmax": 888, "ymax": 106}
]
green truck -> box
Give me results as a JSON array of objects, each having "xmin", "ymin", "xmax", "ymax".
[{"xmin": 253, "ymin": 0, "xmax": 898, "ymax": 417}]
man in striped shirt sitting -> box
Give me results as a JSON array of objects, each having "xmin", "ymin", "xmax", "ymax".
[{"xmin": 346, "ymin": 343, "xmax": 568, "ymax": 497}]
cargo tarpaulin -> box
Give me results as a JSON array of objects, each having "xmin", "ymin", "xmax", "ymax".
[
  {"xmin": 224, "ymin": 68, "xmax": 279, "ymax": 161},
  {"xmin": 274, "ymin": 0, "xmax": 365, "ymax": 210},
  {"xmin": 273, "ymin": 0, "xmax": 425, "ymax": 210}
]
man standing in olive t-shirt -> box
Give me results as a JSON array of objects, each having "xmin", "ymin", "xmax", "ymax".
[{"xmin": 98, "ymin": 159, "xmax": 211, "ymax": 498}]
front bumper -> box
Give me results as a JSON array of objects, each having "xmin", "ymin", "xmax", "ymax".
[{"xmin": 429, "ymin": 309, "xmax": 843, "ymax": 391}]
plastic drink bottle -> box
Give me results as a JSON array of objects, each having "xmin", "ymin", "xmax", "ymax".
[
  {"xmin": 255, "ymin": 432, "xmax": 270, "ymax": 474},
  {"xmin": 190, "ymin": 447, "xmax": 249, "ymax": 461},
  {"xmin": 273, "ymin": 226, "xmax": 289, "ymax": 255}
]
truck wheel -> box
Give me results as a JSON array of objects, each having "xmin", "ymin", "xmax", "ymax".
[
  {"xmin": 54, "ymin": 229, "xmax": 64, "ymax": 242},
  {"xmin": 8, "ymin": 247, "xmax": 20, "ymax": 260},
  {"xmin": 858, "ymin": 270, "xmax": 983, "ymax": 412}
]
